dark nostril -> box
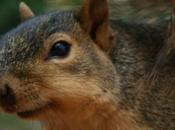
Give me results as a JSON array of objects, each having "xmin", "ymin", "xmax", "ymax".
[
  {"xmin": 0, "ymin": 83, "xmax": 16, "ymax": 106},
  {"xmin": 1, "ymin": 84, "xmax": 10, "ymax": 98}
]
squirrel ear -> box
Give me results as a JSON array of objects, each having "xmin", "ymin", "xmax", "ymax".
[
  {"xmin": 77, "ymin": 0, "xmax": 110, "ymax": 51},
  {"xmin": 19, "ymin": 2, "xmax": 34, "ymax": 21}
]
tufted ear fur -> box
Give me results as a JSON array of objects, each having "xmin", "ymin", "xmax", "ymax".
[
  {"xmin": 19, "ymin": 2, "xmax": 34, "ymax": 21},
  {"xmin": 77, "ymin": 0, "xmax": 110, "ymax": 52}
]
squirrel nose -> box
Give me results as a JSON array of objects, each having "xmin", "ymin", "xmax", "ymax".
[{"xmin": 0, "ymin": 83, "xmax": 16, "ymax": 106}]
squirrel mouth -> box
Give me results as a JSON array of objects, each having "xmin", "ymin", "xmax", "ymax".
[
  {"xmin": 17, "ymin": 103, "xmax": 52, "ymax": 118},
  {"xmin": 17, "ymin": 108, "xmax": 42, "ymax": 118}
]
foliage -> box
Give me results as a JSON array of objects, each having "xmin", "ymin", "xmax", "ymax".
[
  {"xmin": 0, "ymin": 0, "xmax": 46, "ymax": 35},
  {"xmin": 0, "ymin": 113, "xmax": 40, "ymax": 130}
]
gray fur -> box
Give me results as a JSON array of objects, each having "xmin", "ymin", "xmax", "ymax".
[
  {"xmin": 0, "ymin": 11, "xmax": 75, "ymax": 74},
  {"xmin": 110, "ymin": 20, "xmax": 175, "ymax": 130},
  {"xmin": 0, "ymin": 2, "xmax": 174, "ymax": 130}
]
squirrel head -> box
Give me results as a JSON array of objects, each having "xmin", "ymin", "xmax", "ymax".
[{"xmin": 0, "ymin": 0, "xmax": 119, "ymax": 121}]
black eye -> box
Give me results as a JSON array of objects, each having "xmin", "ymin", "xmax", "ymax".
[{"xmin": 48, "ymin": 41, "xmax": 71, "ymax": 58}]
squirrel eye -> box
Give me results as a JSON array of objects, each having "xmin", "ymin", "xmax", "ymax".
[{"xmin": 48, "ymin": 41, "xmax": 71, "ymax": 58}]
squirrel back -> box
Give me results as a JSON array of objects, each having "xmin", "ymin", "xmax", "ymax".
[
  {"xmin": 110, "ymin": 1, "xmax": 175, "ymax": 129},
  {"xmin": 0, "ymin": 0, "xmax": 174, "ymax": 130}
]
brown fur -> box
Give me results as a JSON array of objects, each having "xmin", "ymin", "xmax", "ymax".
[
  {"xmin": 0, "ymin": 0, "xmax": 174, "ymax": 130},
  {"xmin": 0, "ymin": 32, "xmax": 143, "ymax": 130},
  {"xmin": 77, "ymin": 0, "xmax": 110, "ymax": 51}
]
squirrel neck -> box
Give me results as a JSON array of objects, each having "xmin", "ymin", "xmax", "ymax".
[{"xmin": 42, "ymin": 97, "xmax": 141, "ymax": 130}]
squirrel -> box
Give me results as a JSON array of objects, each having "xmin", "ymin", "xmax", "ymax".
[{"xmin": 0, "ymin": 0, "xmax": 174, "ymax": 130}]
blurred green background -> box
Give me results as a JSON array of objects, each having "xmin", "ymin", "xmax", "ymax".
[
  {"xmin": 0, "ymin": 0, "xmax": 82, "ymax": 36},
  {"xmin": 0, "ymin": 0, "xmax": 81, "ymax": 130}
]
